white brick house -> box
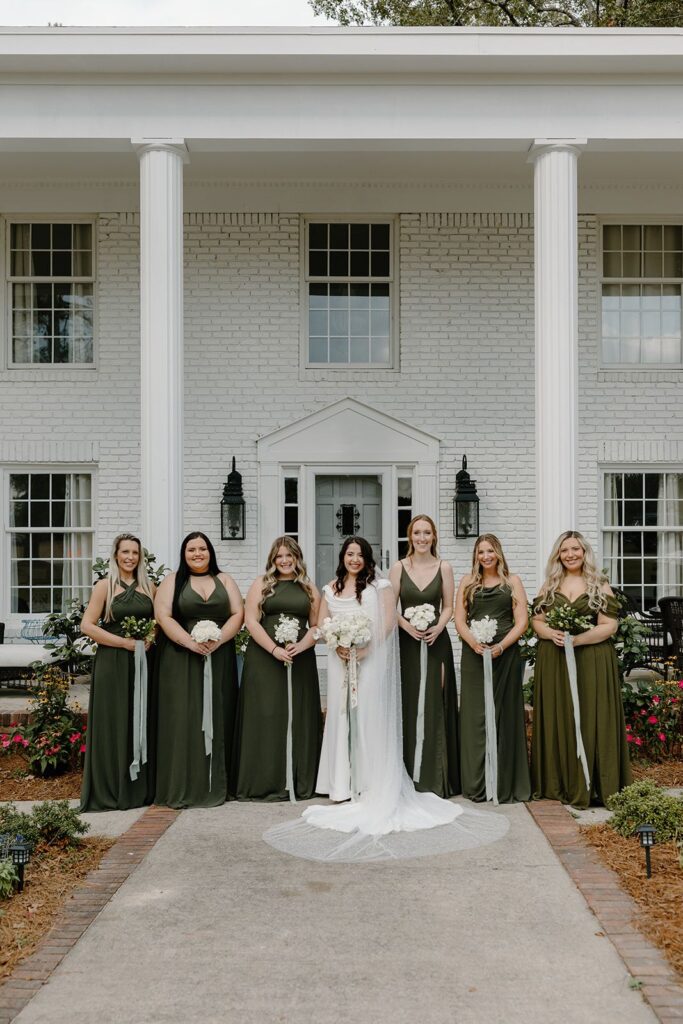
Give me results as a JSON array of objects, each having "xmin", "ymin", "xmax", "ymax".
[{"xmin": 0, "ymin": 27, "xmax": 682, "ymax": 633}]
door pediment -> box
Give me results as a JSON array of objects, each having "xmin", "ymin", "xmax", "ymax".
[{"xmin": 257, "ymin": 397, "xmax": 440, "ymax": 464}]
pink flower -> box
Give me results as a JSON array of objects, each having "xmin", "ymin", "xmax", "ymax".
[
  {"xmin": 640, "ymin": 709, "xmax": 647, "ymax": 716},
  {"xmin": 68, "ymin": 732, "xmax": 81, "ymax": 744},
  {"xmin": 1, "ymin": 738, "xmax": 9, "ymax": 749},
  {"xmin": 652, "ymin": 696, "xmax": 660, "ymax": 705},
  {"xmin": 626, "ymin": 734, "xmax": 634, "ymax": 743},
  {"xmin": 658, "ymin": 732, "xmax": 666, "ymax": 742},
  {"xmin": 678, "ymin": 680, "xmax": 683, "ymax": 689},
  {"xmin": 647, "ymin": 716, "xmax": 658, "ymax": 724},
  {"xmin": 625, "ymin": 724, "xmax": 632, "ymax": 732},
  {"xmin": 12, "ymin": 734, "xmax": 24, "ymax": 744},
  {"xmin": 22, "ymin": 739, "xmax": 29, "ymax": 748},
  {"xmin": 635, "ymin": 737, "xmax": 643, "ymax": 746},
  {"xmin": 79, "ymin": 743, "xmax": 86, "ymax": 754}
]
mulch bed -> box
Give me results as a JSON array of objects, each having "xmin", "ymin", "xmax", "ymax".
[
  {"xmin": 0, "ymin": 753, "xmax": 82, "ymax": 802},
  {"xmin": 631, "ymin": 759, "xmax": 683, "ymax": 788},
  {"xmin": 583, "ymin": 823, "xmax": 683, "ymax": 979},
  {"xmin": 0, "ymin": 837, "xmax": 113, "ymax": 982}
]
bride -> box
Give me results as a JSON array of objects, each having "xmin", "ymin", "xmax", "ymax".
[{"xmin": 264, "ymin": 536, "xmax": 508, "ymax": 862}]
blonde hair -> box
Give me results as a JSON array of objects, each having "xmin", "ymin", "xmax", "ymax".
[
  {"xmin": 405, "ymin": 514, "xmax": 439, "ymax": 560},
  {"xmin": 464, "ymin": 534, "xmax": 516, "ymax": 611},
  {"xmin": 259, "ymin": 536, "xmax": 314, "ymax": 614},
  {"xmin": 536, "ymin": 530, "xmax": 607, "ymax": 613},
  {"xmin": 103, "ymin": 534, "xmax": 154, "ymax": 622}
]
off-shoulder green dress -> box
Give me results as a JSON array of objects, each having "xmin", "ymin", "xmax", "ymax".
[
  {"xmin": 398, "ymin": 564, "xmax": 460, "ymax": 797},
  {"xmin": 460, "ymin": 584, "xmax": 530, "ymax": 803},
  {"xmin": 154, "ymin": 576, "xmax": 238, "ymax": 808},
  {"xmin": 80, "ymin": 583, "xmax": 154, "ymax": 812},
  {"xmin": 530, "ymin": 592, "xmax": 631, "ymax": 809},
  {"xmin": 232, "ymin": 580, "xmax": 322, "ymax": 800}
]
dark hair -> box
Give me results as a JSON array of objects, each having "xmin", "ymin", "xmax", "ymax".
[
  {"xmin": 333, "ymin": 536, "xmax": 376, "ymax": 601},
  {"xmin": 172, "ymin": 532, "xmax": 222, "ymax": 621}
]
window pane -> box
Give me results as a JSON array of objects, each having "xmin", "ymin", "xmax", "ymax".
[
  {"xmin": 284, "ymin": 477, "xmax": 298, "ymax": 503},
  {"xmin": 370, "ymin": 251, "xmax": 390, "ymax": 277},
  {"xmin": 663, "ymin": 252, "xmax": 682, "ymax": 277},
  {"xmin": 663, "ymin": 225, "xmax": 682, "ymax": 251},
  {"xmin": 309, "ymin": 223, "xmax": 327, "ymax": 249},
  {"xmin": 398, "ymin": 509, "xmax": 412, "ymax": 535},
  {"xmin": 309, "ymin": 250, "xmax": 327, "ymax": 276},
  {"xmin": 52, "ymin": 223, "xmax": 72, "ymax": 249},
  {"xmin": 309, "ymin": 337, "xmax": 327, "ymax": 362},
  {"xmin": 329, "ymin": 223, "xmax": 348, "ymax": 249},
  {"xmin": 329, "ymin": 308, "xmax": 348, "ymax": 335},
  {"xmin": 622, "ymin": 252, "xmax": 640, "ymax": 277},
  {"xmin": 350, "ymin": 223, "xmax": 369, "ymax": 249},
  {"xmin": 371, "ymin": 224, "xmax": 390, "ymax": 249},
  {"xmin": 31, "ymin": 224, "xmax": 50, "ymax": 249},
  {"xmin": 52, "ymin": 251, "xmax": 72, "ymax": 276},
  {"xmin": 31, "ymin": 474, "xmax": 50, "ymax": 499},
  {"xmin": 329, "ymin": 250, "xmax": 348, "ymax": 276},
  {"xmin": 350, "ymin": 251, "xmax": 369, "ymax": 276},
  {"xmin": 329, "ymin": 337, "xmax": 348, "ymax": 363},
  {"xmin": 31, "ymin": 252, "xmax": 50, "ymax": 276},
  {"xmin": 622, "ymin": 225, "xmax": 641, "ymax": 250},
  {"xmin": 349, "ymin": 337, "xmax": 369, "ymax": 362},
  {"xmin": 10, "ymin": 501, "xmax": 28, "ymax": 527},
  {"xmin": 643, "ymin": 252, "xmax": 663, "ymax": 278},
  {"xmin": 603, "ymin": 225, "xmax": 621, "ymax": 251},
  {"xmin": 370, "ymin": 336, "xmax": 390, "ymax": 363},
  {"xmin": 284, "ymin": 507, "xmax": 298, "ymax": 533},
  {"xmin": 603, "ymin": 252, "xmax": 621, "ymax": 277},
  {"xmin": 397, "ymin": 477, "xmax": 412, "ymax": 506},
  {"xmin": 309, "ymin": 309, "xmax": 327, "ymax": 335}
]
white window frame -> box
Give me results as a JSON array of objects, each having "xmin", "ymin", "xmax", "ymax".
[
  {"xmin": 600, "ymin": 465, "xmax": 683, "ymax": 611},
  {"xmin": 5, "ymin": 215, "xmax": 98, "ymax": 369},
  {"xmin": 300, "ymin": 215, "xmax": 399, "ymax": 372},
  {"xmin": 2, "ymin": 465, "xmax": 96, "ymax": 628},
  {"xmin": 598, "ymin": 216, "xmax": 683, "ymax": 371}
]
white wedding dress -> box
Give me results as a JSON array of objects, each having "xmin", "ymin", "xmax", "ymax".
[{"xmin": 264, "ymin": 578, "xmax": 509, "ymax": 862}]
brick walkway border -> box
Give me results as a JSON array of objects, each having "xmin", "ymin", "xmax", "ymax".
[
  {"xmin": 0, "ymin": 805, "xmax": 179, "ymax": 1024},
  {"xmin": 528, "ymin": 800, "xmax": 683, "ymax": 1023}
]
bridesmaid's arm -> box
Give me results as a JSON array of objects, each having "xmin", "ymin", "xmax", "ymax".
[
  {"xmin": 490, "ymin": 575, "xmax": 528, "ymax": 660},
  {"xmin": 285, "ymin": 584, "xmax": 322, "ymax": 657},
  {"xmin": 245, "ymin": 578, "xmax": 292, "ymax": 664},
  {"xmin": 573, "ymin": 584, "xmax": 619, "ymax": 648},
  {"xmin": 217, "ymin": 573, "xmax": 244, "ymax": 645},
  {"xmin": 423, "ymin": 561, "xmax": 454, "ymax": 647},
  {"xmin": 81, "ymin": 580, "xmax": 136, "ymax": 651},
  {"xmin": 154, "ymin": 574, "xmax": 207, "ymax": 655},
  {"xmin": 390, "ymin": 560, "xmax": 423, "ymax": 641},
  {"xmin": 454, "ymin": 575, "xmax": 487, "ymax": 655}
]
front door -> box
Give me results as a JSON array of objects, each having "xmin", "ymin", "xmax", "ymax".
[{"xmin": 315, "ymin": 475, "xmax": 382, "ymax": 586}]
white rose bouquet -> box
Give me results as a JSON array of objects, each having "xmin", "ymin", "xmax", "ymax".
[
  {"xmin": 403, "ymin": 604, "xmax": 436, "ymax": 632},
  {"xmin": 274, "ymin": 614, "xmax": 300, "ymax": 647},
  {"xmin": 319, "ymin": 610, "xmax": 372, "ymax": 651},
  {"xmin": 190, "ymin": 620, "xmax": 222, "ymax": 645}
]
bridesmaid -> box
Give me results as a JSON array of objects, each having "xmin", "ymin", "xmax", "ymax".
[
  {"xmin": 80, "ymin": 533, "xmax": 156, "ymax": 812},
  {"xmin": 455, "ymin": 534, "xmax": 530, "ymax": 804},
  {"xmin": 232, "ymin": 536, "xmax": 322, "ymax": 801},
  {"xmin": 154, "ymin": 532, "xmax": 243, "ymax": 808},
  {"xmin": 531, "ymin": 530, "xmax": 631, "ymax": 808},
  {"xmin": 389, "ymin": 515, "xmax": 460, "ymax": 797}
]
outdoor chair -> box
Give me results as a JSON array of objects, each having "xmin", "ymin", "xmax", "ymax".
[
  {"xmin": 658, "ymin": 597, "xmax": 683, "ymax": 675},
  {"xmin": 19, "ymin": 619, "xmax": 45, "ymax": 643},
  {"xmin": 613, "ymin": 588, "xmax": 670, "ymax": 673}
]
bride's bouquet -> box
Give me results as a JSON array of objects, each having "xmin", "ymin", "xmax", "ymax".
[
  {"xmin": 319, "ymin": 611, "xmax": 372, "ymax": 652},
  {"xmin": 403, "ymin": 604, "xmax": 436, "ymax": 632}
]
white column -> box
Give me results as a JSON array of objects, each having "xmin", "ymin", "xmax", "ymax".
[
  {"xmin": 133, "ymin": 139, "xmax": 188, "ymax": 569},
  {"xmin": 529, "ymin": 139, "xmax": 585, "ymax": 586}
]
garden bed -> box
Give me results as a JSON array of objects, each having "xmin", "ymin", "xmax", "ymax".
[
  {"xmin": 631, "ymin": 758, "xmax": 683, "ymax": 788},
  {"xmin": 0, "ymin": 751, "xmax": 82, "ymax": 801},
  {"xmin": 0, "ymin": 836, "xmax": 113, "ymax": 982},
  {"xmin": 583, "ymin": 823, "xmax": 683, "ymax": 978}
]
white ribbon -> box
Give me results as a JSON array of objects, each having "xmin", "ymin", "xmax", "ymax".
[
  {"xmin": 129, "ymin": 639, "xmax": 148, "ymax": 782},
  {"xmin": 347, "ymin": 649, "xmax": 360, "ymax": 798},
  {"xmin": 563, "ymin": 633, "xmax": 591, "ymax": 791},
  {"xmin": 202, "ymin": 653, "xmax": 214, "ymax": 790},
  {"xmin": 285, "ymin": 662, "xmax": 296, "ymax": 803},
  {"xmin": 412, "ymin": 639, "xmax": 428, "ymax": 783},
  {"xmin": 482, "ymin": 648, "xmax": 499, "ymax": 805}
]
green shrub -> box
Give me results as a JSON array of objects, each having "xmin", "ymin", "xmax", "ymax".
[
  {"xmin": 0, "ymin": 800, "xmax": 89, "ymax": 850},
  {"xmin": 606, "ymin": 780, "xmax": 683, "ymax": 842},
  {"xmin": 0, "ymin": 858, "xmax": 18, "ymax": 899}
]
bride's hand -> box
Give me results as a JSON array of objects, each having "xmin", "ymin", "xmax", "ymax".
[{"xmin": 336, "ymin": 645, "xmax": 351, "ymax": 662}]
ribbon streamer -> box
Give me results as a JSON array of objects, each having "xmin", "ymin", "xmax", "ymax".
[
  {"xmin": 412, "ymin": 639, "xmax": 428, "ymax": 783},
  {"xmin": 285, "ymin": 662, "xmax": 296, "ymax": 803},
  {"xmin": 563, "ymin": 633, "xmax": 591, "ymax": 791},
  {"xmin": 482, "ymin": 648, "xmax": 499, "ymax": 805},
  {"xmin": 202, "ymin": 653, "xmax": 214, "ymax": 790},
  {"xmin": 348, "ymin": 648, "xmax": 360, "ymax": 798},
  {"xmin": 129, "ymin": 639, "xmax": 148, "ymax": 782}
]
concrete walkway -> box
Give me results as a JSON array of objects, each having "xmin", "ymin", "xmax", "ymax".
[{"xmin": 12, "ymin": 799, "xmax": 656, "ymax": 1024}]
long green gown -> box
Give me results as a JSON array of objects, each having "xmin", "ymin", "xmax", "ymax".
[
  {"xmin": 232, "ymin": 580, "xmax": 322, "ymax": 800},
  {"xmin": 460, "ymin": 584, "xmax": 531, "ymax": 803},
  {"xmin": 79, "ymin": 583, "xmax": 154, "ymax": 812},
  {"xmin": 398, "ymin": 564, "xmax": 461, "ymax": 797},
  {"xmin": 154, "ymin": 576, "xmax": 238, "ymax": 808},
  {"xmin": 530, "ymin": 592, "xmax": 631, "ymax": 809}
]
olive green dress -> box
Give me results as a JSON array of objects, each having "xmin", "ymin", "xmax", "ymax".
[
  {"xmin": 530, "ymin": 593, "xmax": 631, "ymax": 809},
  {"xmin": 398, "ymin": 564, "xmax": 460, "ymax": 797},
  {"xmin": 80, "ymin": 583, "xmax": 154, "ymax": 812},
  {"xmin": 232, "ymin": 580, "xmax": 322, "ymax": 800},
  {"xmin": 460, "ymin": 585, "xmax": 531, "ymax": 803},
  {"xmin": 154, "ymin": 576, "xmax": 238, "ymax": 808}
]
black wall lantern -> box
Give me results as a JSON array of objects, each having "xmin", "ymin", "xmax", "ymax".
[
  {"xmin": 221, "ymin": 457, "xmax": 245, "ymax": 541},
  {"xmin": 453, "ymin": 455, "xmax": 480, "ymax": 539}
]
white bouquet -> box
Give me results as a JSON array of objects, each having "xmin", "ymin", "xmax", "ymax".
[
  {"xmin": 319, "ymin": 611, "xmax": 372, "ymax": 651},
  {"xmin": 191, "ymin": 620, "xmax": 222, "ymax": 644},
  {"xmin": 274, "ymin": 614, "xmax": 300, "ymax": 646},
  {"xmin": 469, "ymin": 616, "xmax": 498, "ymax": 645},
  {"xmin": 404, "ymin": 604, "xmax": 436, "ymax": 632}
]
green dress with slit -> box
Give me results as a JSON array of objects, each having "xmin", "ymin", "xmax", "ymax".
[
  {"xmin": 530, "ymin": 592, "xmax": 631, "ymax": 808},
  {"xmin": 79, "ymin": 582, "xmax": 154, "ymax": 812},
  {"xmin": 154, "ymin": 576, "xmax": 238, "ymax": 808},
  {"xmin": 398, "ymin": 564, "xmax": 460, "ymax": 797},
  {"xmin": 459, "ymin": 584, "xmax": 531, "ymax": 803},
  {"xmin": 232, "ymin": 580, "xmax": 322, "ymax": 800}
]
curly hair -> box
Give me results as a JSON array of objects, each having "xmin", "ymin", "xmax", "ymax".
[
  {"xmin": 259, "ymin": 536, "xmax": 314, "ymax": 614},
  {"xmin": 333, "ymin": 536, "xmax": 376, "ymax": 601},
  {"xmin": 535, "ymin": 530, "xmax": 608, "ymax": 613},
  {"xmin": 463, "ymin": 534, "xmax": 515, "ymax": 611}
]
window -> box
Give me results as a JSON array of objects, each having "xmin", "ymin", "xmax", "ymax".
[
  {"xmin": 7, "ymin": 471, "xmax": 94, "ymax": 614},
  {"xmin": 283, "ymin": 475, "xmax": 299, "ymax": 540},
  {"xmin": 8, "ymin": 222, "xmax": 94, "ymax": 364},
  {"xmin": 397, "ymin": 476, "xmax": 413, "ymax": 559},
  {"xmin": 602, "ymin": 471, "xmax": 683, "ymax": 611},
  {"xmin": 305, "ymin": 220, "xmax": 394, "ymax": 367},
  {"xmin": 601, "ymin": 224, "xmax": 682, "ymax": 365}
]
